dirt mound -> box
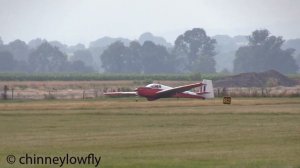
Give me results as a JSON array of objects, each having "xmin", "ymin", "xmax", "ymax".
[{"xmin": 214, "ymin": 70, "xmax": 297, "ymax": 87}]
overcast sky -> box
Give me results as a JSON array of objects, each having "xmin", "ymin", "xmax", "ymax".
[{"xmin": 0, "ymin": 0, "xmax": 299, "ymax": 45}]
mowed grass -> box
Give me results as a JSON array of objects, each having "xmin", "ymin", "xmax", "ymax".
[{"xmin": 0, "ymin": 98, "xmax": 300, "ymax": 168}]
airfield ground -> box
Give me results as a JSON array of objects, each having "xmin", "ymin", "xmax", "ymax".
[{"xmin": 0, "ymin": 97, "xmax": 300, "ymax": 168}]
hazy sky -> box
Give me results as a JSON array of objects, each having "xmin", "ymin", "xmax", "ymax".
[{"xmin": 0, "ymin": 0, "xmax": 299, "ymax": 45}]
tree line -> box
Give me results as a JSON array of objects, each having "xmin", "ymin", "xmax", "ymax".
[
  {"xmin": 0, "ymin": 41, "xmax": 94, "ymax": 73},
  {"xmin": 0, "ymin": 28, "xmax": 299, "ymax": 74},
  {"xmin": 100, "ymin": 28, "xmax": 216, "ymax": 74},
  {"xmin": 101, "ymin": 28, "xmax": 217, "ymax": 74},
  {"xmin": 100, "ymin": 28, "xmax": 299, "ymax": 74}
]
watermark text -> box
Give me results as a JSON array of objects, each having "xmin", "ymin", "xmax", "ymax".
[{"xmin": 6, "ymin": 153, "xmax": 101, "ymax": 167}]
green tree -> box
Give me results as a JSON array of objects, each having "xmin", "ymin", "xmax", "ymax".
[
  {"xmin": 173, "ymin": 28, "xmax": 217, "ymax": 73},
  {"xmin": 234, "ymin": 29, "xmax": 298, "ymax": 74},
  {"xmin": 123, "ymin": 41, "xmax": 143, "ymax": 73},
  {"xmin": 141, "ymin": 41, "xmax": 175, "ymax": 74},
  {"xmin": 28, "ymin": 42, "xmax": 68, "ymax": 72},
  {"xmin": 68, "ymin": 60, "xmax": 94, "ymax": 73},
  {"xmin": 296, "ymin": 54, "xmax": 300, "ymax": 71},
  {"xmin": 100, "ymin": 41, "xmax": 127, "ymax": 73},
  {"xmin": 7, "ymin": 39, "xmax": 30, "ymax": 61},
  {"xmin": 14, "ymin": 60, "xmax": 30, "ymax": 72},
  {"xmin": 100, "ymin": 41, "xmax": 176, "ymax": 74},
  {"xmin": 28, "ymin": 38, "xmax": 46, "ymax": 49},
  {"xmin": 101, "ymin": 41, "xmax": 143, "ymax": 73},
  {"xmin": 70, "ymin": 49, "xmax": 94, "ymax": 67},
  {"xmin": 0, "ymin": 51, "xmax": 15, "ymax": 71}
]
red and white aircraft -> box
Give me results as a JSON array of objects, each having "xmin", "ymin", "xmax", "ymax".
[{"xmin": 104, "ymin": 80, "xmax": 214, "ymax": 101}]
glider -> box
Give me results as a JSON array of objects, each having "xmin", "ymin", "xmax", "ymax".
[{"xmin": 104, "ymin": 80, "xmax": 214, "ymax": 101}]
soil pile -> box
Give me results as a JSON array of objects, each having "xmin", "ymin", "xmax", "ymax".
[{"xmin": 214, "ymin": 70, "xmax": 297, "ymax": 87}]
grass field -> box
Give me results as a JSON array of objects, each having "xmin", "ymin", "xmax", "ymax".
[{"xmin": 0, "ymin": 97, "xmax": 300, "ymax": 168}]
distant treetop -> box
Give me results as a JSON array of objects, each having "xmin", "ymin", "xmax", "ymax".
[
  {"xmin": 234, "ymin": 29, "xmax": 298, "ymax": 74},
  {"xmin": 139, "ymin": 32, "xmax": 172, "ymax": 48}
]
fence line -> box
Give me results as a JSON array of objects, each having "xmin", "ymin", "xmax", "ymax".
[
  {"xmin": 1, "ymin": 86, "xmax": 300, "ymax": 100},
  {"xmin": 1, "ymin": 88, "xmax": 105, "ymax": 100},
  {"xmin": 214, "ymin": 87, "xmax": 300, "ymax": 97}
]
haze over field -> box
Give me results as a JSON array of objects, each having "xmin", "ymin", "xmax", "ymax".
[
  {"xmin": 0, "ymin": 0, "xmax": 300, "ymax": 45},
  {"xmin": 0, "ymin": 0, "xmax": 300, "ymax": 73}
]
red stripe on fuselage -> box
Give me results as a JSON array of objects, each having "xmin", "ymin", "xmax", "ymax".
[
  {"xmin": 136, "ymin": 87, "xmax": 161, "ymax": 98},
  {"xmin": 137, "ymin": 87, "xmax": 205, "ymax": 100}
]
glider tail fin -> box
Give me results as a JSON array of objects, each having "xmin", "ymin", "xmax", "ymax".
[{"xmin": 202, "ymin": 79, "xmax": 214, "ymax": 99}]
